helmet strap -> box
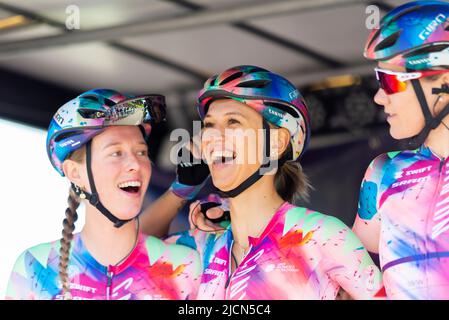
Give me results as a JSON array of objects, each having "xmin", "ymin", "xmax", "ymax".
[
  {"xmin": 407, "ymin": 74, "xmax": 449, "ymax": 148},
  {"xmin": 432, "ymin": 84, "xmax": 449, "ymax": 132},
  {"xmin": 72, "ymin": 140, "xmax": 134, "ymax": 228},
  {"xmin": 215, "ymin": 119, "xmax": 286, "ymax": 198}
]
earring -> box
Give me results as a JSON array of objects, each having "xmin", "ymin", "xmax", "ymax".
[{"xmin": 73, "ymin": 184, "xmax": 86, "ymax": 199}]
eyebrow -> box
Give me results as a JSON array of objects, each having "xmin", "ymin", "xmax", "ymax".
[
  {"xmin": 102, "ymin": 141, "xmax": 147, "ymax": 150},
  {"xmin": 204, "ymin": 111, "xmax": 245, "ymax": 119}
]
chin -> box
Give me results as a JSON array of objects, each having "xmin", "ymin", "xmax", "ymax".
[
  {"xmin": 389, "ymin": 130, "xmax": 403, "ymax": 140},
  {"xmin": 114, "ymin": 207, "xmax": 141, "ymax": 221},
  {"xmin": 389, "ymin": 128, "xmax": 418, "ymax": 140},
  {"xmin": 211, "ymin": 178, "xmax": 233, "ymax": 192},
  {"xmin": 211, "ymin": 173, "xmax": 238, "ymax": 192}
]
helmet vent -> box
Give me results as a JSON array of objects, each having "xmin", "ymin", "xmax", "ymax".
[
  {"xmin": 246, "ymin": 66, "xmax": 268, "ymax": 73},
  {"xmin": 366, "ymin": 28, "xmax": 381, "ymax": 50},
  {"xmin": 220, "ymin": 72, "xmax": 243, "ymax": 85},
  {"xmin": 209, "ymin": 76, "xmax": 218, "ymax": 87},
  {"xmin": 54, "ymin": 131, "xmax": 80, "ymax": 142},
  {"xmin": 367, "ymin": 5, "xmax": 420, "ymax": 51},
  {"xmin": 264, "ymin": 101, "xmax": 300, "ymax": 118},
  {"xmin": 82, "ymin": 94, "xmax": 99, "ymax": 102},
  {"xmin": 103, "ymin": 98, "xmax": 116, "ymax": 107},
  {"xmin": 78, "ymin": 108, "xmax": 104, "ymax": 119},
  {"xmin": 374, "ymin": 30, "xmax": 401, "ymax": 52},
  {"xmin": 403, "ymin": 44, "xmax": 449, "ymax": 57},
  {"xmin": 236, "ymin": 79, "xmax": 270, "ymax": 89}
]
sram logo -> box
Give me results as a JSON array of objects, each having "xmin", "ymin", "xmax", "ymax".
[{"xmin": 419, "ymin": 14, "xmax": 447, "ymax": 40}]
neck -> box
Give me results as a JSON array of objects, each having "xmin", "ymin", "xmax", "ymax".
[
  {"xmin": 81, "ymin": 206, "xmax": 139, "ymax": 266},
  {"xmin": 228, "ymin": 175, "xmax": 285, "ymax": 249},
  {"xmin": 424, "ymin": 114, "xmax": 449, "ymax": 159}
]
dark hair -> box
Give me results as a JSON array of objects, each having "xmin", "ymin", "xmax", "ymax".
[
  {"xmin": 59, "ymin": 147, "xmax": 84, "ymax": 300},
  {"xmin": 274, "ymin": 144, "xmax": 311, "ymax": 203}
]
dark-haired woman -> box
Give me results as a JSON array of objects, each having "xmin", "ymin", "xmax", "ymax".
[{"xmin": 168, "ymin": 66, "xmax": 384, "ymax": 299}]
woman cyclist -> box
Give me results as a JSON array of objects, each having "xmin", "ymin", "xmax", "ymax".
[
  {"xmin": 168, "ymin": 65, "xmax": 384, "ymax": 299},
  {"xmin": 353, "ymin": 0, "xmax": 449, "ymax": 299},
  {"xmin": 6, "ymin": 89, "xmax": 201, "ymax": 300}
]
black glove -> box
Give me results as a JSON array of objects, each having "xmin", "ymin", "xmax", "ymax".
[{"xmin": 170, "ymin": 144, "xmax": 210, "ymax": 200}]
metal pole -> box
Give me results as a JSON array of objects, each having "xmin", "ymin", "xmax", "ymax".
[{"xmin": 0, "ymin": 0, "xmax": 368, "ymax": 58}]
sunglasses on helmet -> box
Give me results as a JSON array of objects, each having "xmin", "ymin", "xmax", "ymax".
[{"xmin": 78, "ymin": 94, "xmax": 167, "ymax": 126}]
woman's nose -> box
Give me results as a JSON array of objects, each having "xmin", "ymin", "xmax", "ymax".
[
  {"xmin": 374, "ymin": 88, "xmax": 389, "ymax": 106},
  {"xmin": 125, "ymin": 153, "xmax": 141, "ymax": 172}
]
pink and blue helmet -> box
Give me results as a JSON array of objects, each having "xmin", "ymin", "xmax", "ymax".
[
  {"xmin": 197, "ymin": 65, "xmax": 311, "ymax": 161},
  {"xmin": 46, "ymin": 88, "xmax": 166, "ymax": 176}
]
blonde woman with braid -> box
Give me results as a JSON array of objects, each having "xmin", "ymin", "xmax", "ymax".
[{"xmin": 5, "ymin": 89, "xmax": 201, "ymax": 300}]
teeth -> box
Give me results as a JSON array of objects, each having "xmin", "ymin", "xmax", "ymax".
[
  {"xmin": 211, "ymin": 150, "xmax": 234, "ymax": 161},
  {"xmin": 118, "ymin": 181, "xmax": 141, "ymax": 188}
]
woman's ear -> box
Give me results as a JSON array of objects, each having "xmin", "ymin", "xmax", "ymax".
[
  {"xmin": 270, "ymin": 127, "xmax": 290, "ymax": 160},
  {"xmin": 434, "ymin": 74, "xmax": 449, "ymax": 113},
  {"xmin": 441, "ymin": 74, "xmax": 449, "ymax": 88},
  {"xmin": 62, "ymin": 159, "xmax": 84, "ymax": 187}
]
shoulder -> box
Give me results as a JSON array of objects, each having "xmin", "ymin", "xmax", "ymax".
[
  {"xmin": 285, "ymin": 208, "xmax": 360, "ymax": 249},
  {"xmin": 282, "ymin": 205, "xmax": 347, "ymax": 237},
  {"xmin": 12, "ymin": 239, "xmax": 60, "ymax": 273},
  {"xmin": 360, "ymin": 152, "xmax": 400, "ymax": 191},
  {"xmin": 6, "ymin": 239, "xmax": 61, "ymax": 299},
  {"xmin": 362, "ymin": 149, "xmax": 422, "ymax": 192},
  {"xmin": 164, "ymin": 228, "xmax": 220, "ymax": 251},
  {"xmin": 143, "ymin": 234, "xmax": 200, "ymax": 265},
  {"xmin": 367, "ymin": 149, "xmax": 419, "ymax": 173},
  {"xmin": 280, "ymin": 206, "xmax": 357, "ymax": 253},
  {"xmin": 142, "ymin": 235, "xmax": 202, "ymax": 284},
  {"xmin": 366, "ymin": 152, "xmax": 392, "ymax": 174},
  {"xmin": 164, "ymin": 230, "xmax": 198, "ymax": 249}
]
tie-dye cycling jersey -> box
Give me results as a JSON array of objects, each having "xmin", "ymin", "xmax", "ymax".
[
  {"xmin": 354, "ymin": 145, "xmax": 449, "ymax": 299},
  {"xmin": 6, "ymin": 232, "xmax": 201, "ymax": 300},
  {"xmin": 167, "ymin": 202, "xmax": 383, "ymax": 300}
]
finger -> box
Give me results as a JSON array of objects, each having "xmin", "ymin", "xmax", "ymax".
[
  {"xmin": 188, "ymin": 201, "xmax": 201, "ymax": 229},
  {"xmin": 206, "ymin": 207, "xmax": 225, "ymax": 219},
  {"xmin": 190, "ymin": 133, "xmax": 203, "ymax": 159},
  {"xmin": 194, "ymin": 206, "xmax": 222, "ymax": 232}
]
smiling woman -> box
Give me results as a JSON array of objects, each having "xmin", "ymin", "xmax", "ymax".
[
  {"xmin": 5, "ymin": 89, "xmax": 202, "ymax": 300},
  {"xmin": 168, "ymin": 65, "xmax": 384, "ymax": 300}
]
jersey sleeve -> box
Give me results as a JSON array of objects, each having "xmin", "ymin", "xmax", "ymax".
[
  {"xmin": 5, "ymin": 250, "xmax": 34, "ymax": 300},
  {"xmin": 352, "ymin": 153, "xmax": 389, "ymax": 254},
  {"xmin": 5, "ymin": 242, "xmax": 57, "ymax": 300},
  {"xmin": 319, "ymin": 215, "xmax": 385, "ymax": 300}
]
